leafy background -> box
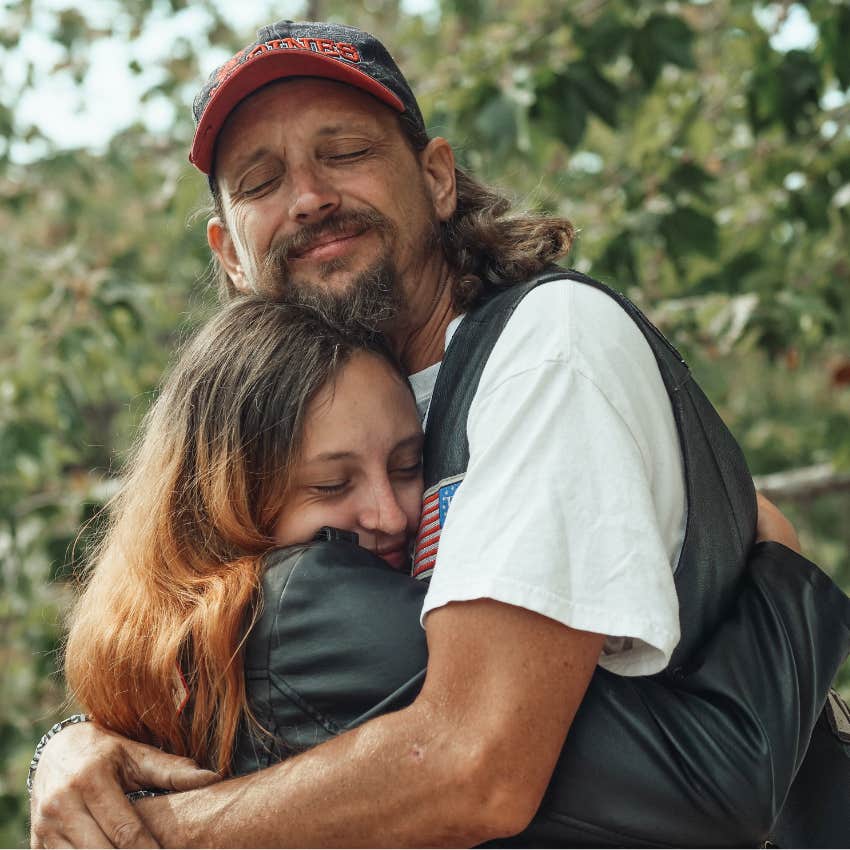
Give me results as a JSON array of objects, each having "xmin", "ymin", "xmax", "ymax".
[{"xmin": 2, "ymin": 0, "xmax": 849, "ymax": 843}]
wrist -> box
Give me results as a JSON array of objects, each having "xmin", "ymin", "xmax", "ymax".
[{"xmin": 135, "ymin": 787, "xmax": 202, "ymax": 849}]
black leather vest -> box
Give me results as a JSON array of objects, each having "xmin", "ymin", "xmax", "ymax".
[{"xmin": 422, "ymin": 268, "xmax": 756, "ymax": 670}]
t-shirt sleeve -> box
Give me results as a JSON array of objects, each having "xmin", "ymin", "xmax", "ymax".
[{"xmin": 420, "ymin": 284, "xmax": 682, "ymax": 676}]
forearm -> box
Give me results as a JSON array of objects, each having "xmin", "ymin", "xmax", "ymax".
[
  {"xmin": 138, "ymin": 701, "xmax": 479, "ymax": 847},
  {"xmin": 135, "ymin": 595, "xmax": 602, "ymax": 849},
  {"xmin": 138, "ymin": 690, "xmax": 530, "ymax": 849}
]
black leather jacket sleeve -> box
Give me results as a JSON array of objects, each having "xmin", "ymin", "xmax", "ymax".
[{"xmin": 234, "ymin": 540, "xmax": 850, "ymax": 848}]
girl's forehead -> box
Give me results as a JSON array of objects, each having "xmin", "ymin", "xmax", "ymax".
[{"xmin": 300, "ymin": 352, "xmax": 421, "ymax": 457}]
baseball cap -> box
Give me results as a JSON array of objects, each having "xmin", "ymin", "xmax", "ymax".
[{"xmin": 190, "ymin": 20, "xmax": 426, "ymax": 174}]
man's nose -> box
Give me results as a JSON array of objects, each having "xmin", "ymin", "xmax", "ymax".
[
  {"xmin": 359, "ymin": 480, "xmax": 408, "ymax": 537},
  {"xmin": 287, "ymin": 164, "xmax": 341, "ymax": 223}
]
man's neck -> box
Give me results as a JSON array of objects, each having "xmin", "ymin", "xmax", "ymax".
[{"xmin": 391, "ymin": 263, "xmax": 459, "ymax": 374}]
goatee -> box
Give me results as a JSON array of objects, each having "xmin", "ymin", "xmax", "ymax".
[
  {"xmin": 282, "ymin": 261, "xmax": 402, "ymax": 332},
  {"xmin": 257, "ymin": 210, "xmax": 404, "ymax": 331}
]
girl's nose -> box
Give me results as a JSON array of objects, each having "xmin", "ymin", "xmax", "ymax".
[{"xmin": 358, "ymin": 479, "xmax": 408, "ymax": 537}]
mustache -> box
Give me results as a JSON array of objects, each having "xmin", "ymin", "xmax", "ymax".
[{"xmin": 260, "ymin": 209, "xmax": 395, "ymax": 285}]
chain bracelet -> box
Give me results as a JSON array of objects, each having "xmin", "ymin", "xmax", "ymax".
[{"xmin": 26, "ymin": 713, "xmax": 92, "ymax": 799}]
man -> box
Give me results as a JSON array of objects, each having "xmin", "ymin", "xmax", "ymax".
[{"xmin": 29, "ymin": 20, "xmax": 844, "ymax": 848}]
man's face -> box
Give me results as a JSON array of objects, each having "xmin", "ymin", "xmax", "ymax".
[{"xmin": 208, "ymin": 78, "xmax": 456, "ymax": 331}]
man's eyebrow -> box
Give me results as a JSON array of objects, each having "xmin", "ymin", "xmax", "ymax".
[{"xmin": 315, "ymin": 121, "xmax": 379, "ymax": 138}]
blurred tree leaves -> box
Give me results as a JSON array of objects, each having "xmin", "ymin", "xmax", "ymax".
[
  {"xmin": 2, "ymin": 0, "xmax": 850, "ymax": 843},
  {"xmin": 631, "ymin": 12, "xmax": 695, "ymax": 86}
]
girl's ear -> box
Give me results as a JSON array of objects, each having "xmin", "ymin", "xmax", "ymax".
[{"xmin": 420, "ymin": 137, "xmax": 457, "ymax": 223}]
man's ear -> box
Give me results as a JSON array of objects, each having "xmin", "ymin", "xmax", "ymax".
[
  {"xmin": 207, "ymin": 217, "xmax": 250, "ymax": 293},
  {"xmin": 420, "ymin": 137, "xmax": 457, "ymax": 222}
]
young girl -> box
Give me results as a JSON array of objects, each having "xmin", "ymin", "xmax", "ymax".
[{"xmin": 64, "ymin": 296, "xmax": 424, "ymax": 775}]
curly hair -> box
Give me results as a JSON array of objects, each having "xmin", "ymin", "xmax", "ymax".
[{"xmin": 207, "ymin": 115, "xmax": 574, "ymax": 311}]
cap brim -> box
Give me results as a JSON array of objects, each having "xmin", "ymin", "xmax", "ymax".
[{"xmin": 190, "ymin": 51, "xmax": 405, "ymax": 174}]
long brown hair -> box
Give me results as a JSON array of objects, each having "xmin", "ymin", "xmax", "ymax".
[
  {"xmin": 64, "ymin": 298, "xmax": 402, "ymax": 774},
  {"xmin": 208, "ymin": 115, "xmax": 574, "ymax": 307}
]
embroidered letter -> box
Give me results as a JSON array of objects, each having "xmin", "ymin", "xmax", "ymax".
[
  {"xmin": 336, "ymin": 42, "xmax": 361, "ymax": 62},
  {"xmin": 282, "ymin": 37, "xmax": 310, "ymax": 50},
  {"xmin": 317, "ymin": 38, "xmax": 339, "ymax": 56}
]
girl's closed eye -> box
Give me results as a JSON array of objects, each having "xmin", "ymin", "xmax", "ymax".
[
  {"xmin": 311, "ymin": 480, "xmax": 350, "ymax": 496},
  {"xmin": 394, "ymin": 459, "xmax": 423, "ymax": 477}
]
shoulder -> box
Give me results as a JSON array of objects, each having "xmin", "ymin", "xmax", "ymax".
[
  {"xmin": 505, "ymin": 275, "xmax": 637, "ymax": 327},
  {"xmin": 467, "ymin": 275, "xmax": 684, "ymax": 505},
  {"xmin": 480, "ymin": 276, "xmax": 660, "ymax": 395}
]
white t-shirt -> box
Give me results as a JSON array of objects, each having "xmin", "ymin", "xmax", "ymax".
[{"xmin": 410, "ymin": 279, "xmax": 686, "ymax": 676}]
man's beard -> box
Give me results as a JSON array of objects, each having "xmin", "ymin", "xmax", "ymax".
[{"xmin": 256, "ymin": 210, "xmax": 404, "ymax": 332}]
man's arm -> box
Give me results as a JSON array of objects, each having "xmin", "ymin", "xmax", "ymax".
[
  {"xmin": 142, "ymin": 599, "xmax": 603, "ymax": 848},
  {"xmin": 145, "ymin": 545, "xmax": 850, "ymax": 849},
  {"xmin": 37, "ymin": 600, "xmax": 603, "ymax": 848}
]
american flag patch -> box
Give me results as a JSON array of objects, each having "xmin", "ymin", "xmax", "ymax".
[{"xmin": 411, "ymin": 474, "xmax": 463, "ymax": 579}]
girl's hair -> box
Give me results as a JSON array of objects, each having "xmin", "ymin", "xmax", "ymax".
[
  {"xmin": 64, "ymin": 297, "xmax": 403, "ymax": 774},
  {"xmin": 208, "ymin": 117, "xmax": 574, "ymax": 306}
]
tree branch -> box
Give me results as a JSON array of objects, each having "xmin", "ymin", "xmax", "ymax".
[{"xmin": 754, "ymin": 463, "xmax": 850, "ymax": 502}]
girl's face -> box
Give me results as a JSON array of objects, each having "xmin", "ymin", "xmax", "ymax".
[{"xmin": 274, "ymin": 352, "xmax": 424, "ymax": 570}]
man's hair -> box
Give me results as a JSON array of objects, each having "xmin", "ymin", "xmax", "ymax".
[
  {"xmin": 65, "ymin": 298, "xmax": 404, "ymax": 774},
  {"xmin": 207, "ymin": 115, "xmax": 575, "ymax": 309}
]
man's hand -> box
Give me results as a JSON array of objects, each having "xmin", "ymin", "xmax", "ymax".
[
  {"xmin": 755, "ymin": 491, "xmax": 802, "ymax": 554},
  {"xmin": 29, "ymin": 720, "xmax": 217, "ymax": 849}
]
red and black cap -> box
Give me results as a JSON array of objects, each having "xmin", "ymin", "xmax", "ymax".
[{"xmin": 190, "ymin": 20, "xmax": 426, "ymax": 174}]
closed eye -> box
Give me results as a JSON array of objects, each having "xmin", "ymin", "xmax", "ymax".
[
  {"xmin": 241, "ymin": 177, "xmax": 279, "ymax": 197},
  {"xmin": 310, "ymin": 480, "xmax": 349, "ymax": 495},
  {"xmin": 394, "ymin": 460, "xmax": 423, "ymax": 477},
  {"xmin": 328, "ymin": 148, "xmax": 370, "ymax": 161}
]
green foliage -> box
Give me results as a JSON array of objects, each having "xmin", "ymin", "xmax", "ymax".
[{"xmin": 2, "ymin": 0, "xmax": 849, "ymax": 843}]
